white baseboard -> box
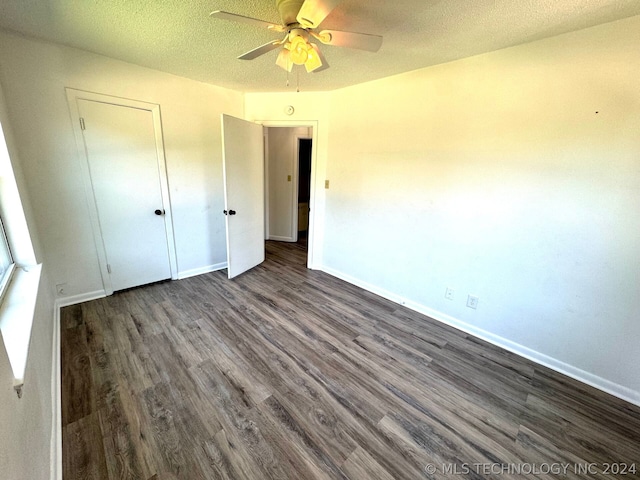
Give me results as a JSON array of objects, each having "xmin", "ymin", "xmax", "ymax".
[
  {"xmin": 320, "ymin": 265, "xmax": 640, "ymax": 408},
  {"xmin": 51, "ymin": 288, "xmax": 104, "ymax": 479},
  {"xmin": 268, "ymin": 235, "xmax": 295, "ymax": 242},
  {"xmin": 54, "ymin": 290, "xmax": 106, "ymax": 309},
  {"xmin": 50, "ymin": 302, "xmax": 62, "ymax": 480},
  {"xmin": 177, "ymin": 262, "xmax": 227, "ymax": 280}
]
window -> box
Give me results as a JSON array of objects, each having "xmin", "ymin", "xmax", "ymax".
[
  {"xmin": 0, "ymin": 92, "xmax": 42, "ymax": 398},
  {"xmin": 0, "ymin": 214, "xmax": 14, "ymax": 300}
]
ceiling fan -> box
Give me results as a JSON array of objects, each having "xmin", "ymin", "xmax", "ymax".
[{"xmin": 210, "ymin": 0, "xmax": 383, "ymax": 73}]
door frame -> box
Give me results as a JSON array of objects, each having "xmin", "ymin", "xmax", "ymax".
[
  {"xmin": 293, "ymin": 134, "xmax": 313, "ymax": 242},
  {"xmin": 292, "ymin": 134, "xmax": 312, "ymax": 242},
  {"xmin": 257, "ymin": 120, "xmax": 318, "ymax": 268},
  {"xmin": 66, "ymin": 89, "xmax": 178, "ymax": 295},
  {"xmin": 263, "ymin": 129, "xmax": 270, "ymax": 241}
]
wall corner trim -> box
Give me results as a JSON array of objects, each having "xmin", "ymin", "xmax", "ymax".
[{"xmin": 320, "ymin": 265, "xmax": 640, "ymax": 408}]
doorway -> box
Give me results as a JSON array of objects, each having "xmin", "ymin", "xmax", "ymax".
[
  {"xmin": 220, "ymin": 119, "xmax": 318, "ymax": 273},
  {"xmin": 264, "ymin": 126, "xmax": 315, "ymax": 257}
]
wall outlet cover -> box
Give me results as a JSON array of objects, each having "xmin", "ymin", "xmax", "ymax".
[{"xmin": 467, "ymin": 295, "xmax": 479, "ymax": 309}]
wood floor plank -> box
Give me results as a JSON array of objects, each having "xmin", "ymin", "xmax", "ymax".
[
  {"xmin": 61, "ymin": 303, "xmax": 83, "ymax": 329},
  {"xmin": 530, "ymin": 367, "xmax": 640, "ymax": 442},
  {"xmin": 81, "ymin": 301, "xmax": 108, "ymax": 356},
  {"xmin": 99, "ymin": 386, "xmax": 155, "ymax": 480},
  {"xmin": 252, "ymin": 394, "xmax": 347, "ymax": 480},
  {"xmin": 63, "ymin": 412, "xmax": 110, "ymax": 480},
  {"xmin": 189, "ymin": 361, "xmax": 299, "ymax": 480},
  {"xmin": 377, "ymin": 413, "xmax": 456, "ymax": 473},
  {"xmin": 514, "ymin": 425, "xmax": 591, "ymax": 480},
  {"xmin": 264, "ymin": 389, "xmax": 358, "ymax": 467},
  {"xmin": 61, "ymin": 324, "xmax": 96, "ymax": 426},
  {"xmin": 521, "ymin": 393, "xmax": 640, "ymax": 466},
  {"xmin": 61, "ymin": 240, "xmax": 640, "ymax": 480},
  {"xmin": 194, "ymin": 428, "xmax": 265, "ymax": 480},
  {"xmin": 194, "ymin": 317, "xmax": 273, "ymax": 404},
  {"xmin": 341, "ymin": 446, "xmax": 396, "ymax": 480},
  {"xmin": 140, "ymin": 381, "xmax": 195, "ymax": 478},
  {"xmin": 90, "ymin": 348, "xmax": 118, "ymax": 411}
]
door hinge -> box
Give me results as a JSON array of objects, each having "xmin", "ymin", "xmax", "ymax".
[
  {"xmin": 79, "ymin": 117, "xmax": 86, "ymax": 130},
  {"xmin": 107, "ymin": 264, "xmax": 111, "ymax": 274}
]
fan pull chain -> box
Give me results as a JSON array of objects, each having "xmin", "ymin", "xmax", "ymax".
[
  {"xmin": 286, "ymin": 69, "xmax": 290, "ymax": 87},
  {"xmin": 296, "ymin": 69, "xmax": 300, "ymax": 93}
]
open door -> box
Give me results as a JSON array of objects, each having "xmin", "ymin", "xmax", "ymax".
[{"xmin": 221, "ymin": 114, "xmax": 265, "ymax": 279}]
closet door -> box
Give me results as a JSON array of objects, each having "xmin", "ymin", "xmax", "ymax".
[{"xmin": 78, "ymin": 99, "xmax": 172, "ymax": 291}]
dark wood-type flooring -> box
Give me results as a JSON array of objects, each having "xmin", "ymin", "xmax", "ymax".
[{"xmin": 62, "ymin": 241, "xmax": 640, "ymax": 479}]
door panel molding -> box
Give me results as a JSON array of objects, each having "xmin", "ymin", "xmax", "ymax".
[{"xmin": 66, "ymin": 89, "xmax": 178, "ymax": 294}]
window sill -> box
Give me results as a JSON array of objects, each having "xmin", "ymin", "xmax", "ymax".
[{"xmin": 0, "ymin": 263, "xmax": 42, "ymax": 397}]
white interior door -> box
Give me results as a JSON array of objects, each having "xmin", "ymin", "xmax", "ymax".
[
  {"xmin": 221, "ymin": 114, "xmax": 265, "ymax": 279},
  {"xmin": 78, "ymin": 99, "xmax": 172, "ymax": 291}
]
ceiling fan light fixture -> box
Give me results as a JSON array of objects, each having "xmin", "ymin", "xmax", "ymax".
[
  {"xmin": 304, "ymin": 43, "xmax": 324, "ymax": 72},
  {"xmin": 276, "ymin": 47, "xmax": 293, "ymax": 72},
  {"xmin": 289, "ymin": 35, "xmax": 310, "ymax": 65},
  {"xmin": 278, "ymin": 35, "xmax": 324, "ymax": 73}
]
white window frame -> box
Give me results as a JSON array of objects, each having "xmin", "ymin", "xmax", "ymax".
[{"xmin": 0, "ymin": 215, "xmax": 16, "ymax": 302}]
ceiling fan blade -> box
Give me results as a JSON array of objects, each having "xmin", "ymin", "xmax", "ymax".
[
  {"xmin": 316, "ymin": 29, "xmax": 383, "ymax": 52},
  {"xmin": 296, "ymin": 0, "xmax": 341, "ymax": 28},
  {"xmin": 210, "ymin": 11, "xmax": 285, "ymax": 32},
  {"xmin": 238, "ymin": 41, "xmax": 284, "ymax": 60}
]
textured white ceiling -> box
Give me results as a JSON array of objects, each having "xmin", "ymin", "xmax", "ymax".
[{"xmin": 0, "ymin": 1, "xmax": 639, "ymax": 92}]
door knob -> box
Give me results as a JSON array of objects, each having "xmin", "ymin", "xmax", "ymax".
[
  {"xmin": 228, "ymin": 210, "xmax": 236, "ymax": 215},
  {"xmin": 154, "ymin": 209, "xmax": 165, "ymax": 216}
]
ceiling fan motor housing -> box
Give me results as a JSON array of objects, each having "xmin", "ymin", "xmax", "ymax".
[
  {"xmin": 276, "ymin": 0, "xmax": 305, "ymax": 26},
  {"xmin": 289, "ymin": 28, "xmax": 309, "ymax": 42}
]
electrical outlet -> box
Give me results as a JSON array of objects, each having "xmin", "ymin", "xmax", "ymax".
[
  {"xmin": 467, "ymin": 295, "xmax": 479, "ymax": 309},
  {"xmin": 445, "ymin": 287, "xmax": 455, "ymax": 300},
  {"xmin": 56, "ymin": 283, "xmax": 67, "ymax": 295}
]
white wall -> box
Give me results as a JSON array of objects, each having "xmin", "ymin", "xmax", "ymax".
[
  {"xmin": 321, "ymin": 16, "xmax": 640, "ymax": 401},
  {"xmin": 0, "ymin": 73, "xmax": 57, "ymax": 480},
  {"xmin": 0, "ymin": 278, "xmax": 56, "ymax": 480},
  {"xmin": 0, "ymin": 30, "xmax": 244, "ymax": 298},
  {"xmin": 248, "ymin": 17, "xmax": 640, "ymax": 403},
  {"xmin": 266, "ymin": 126, "xmax": 311, "ymax": 241}
]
